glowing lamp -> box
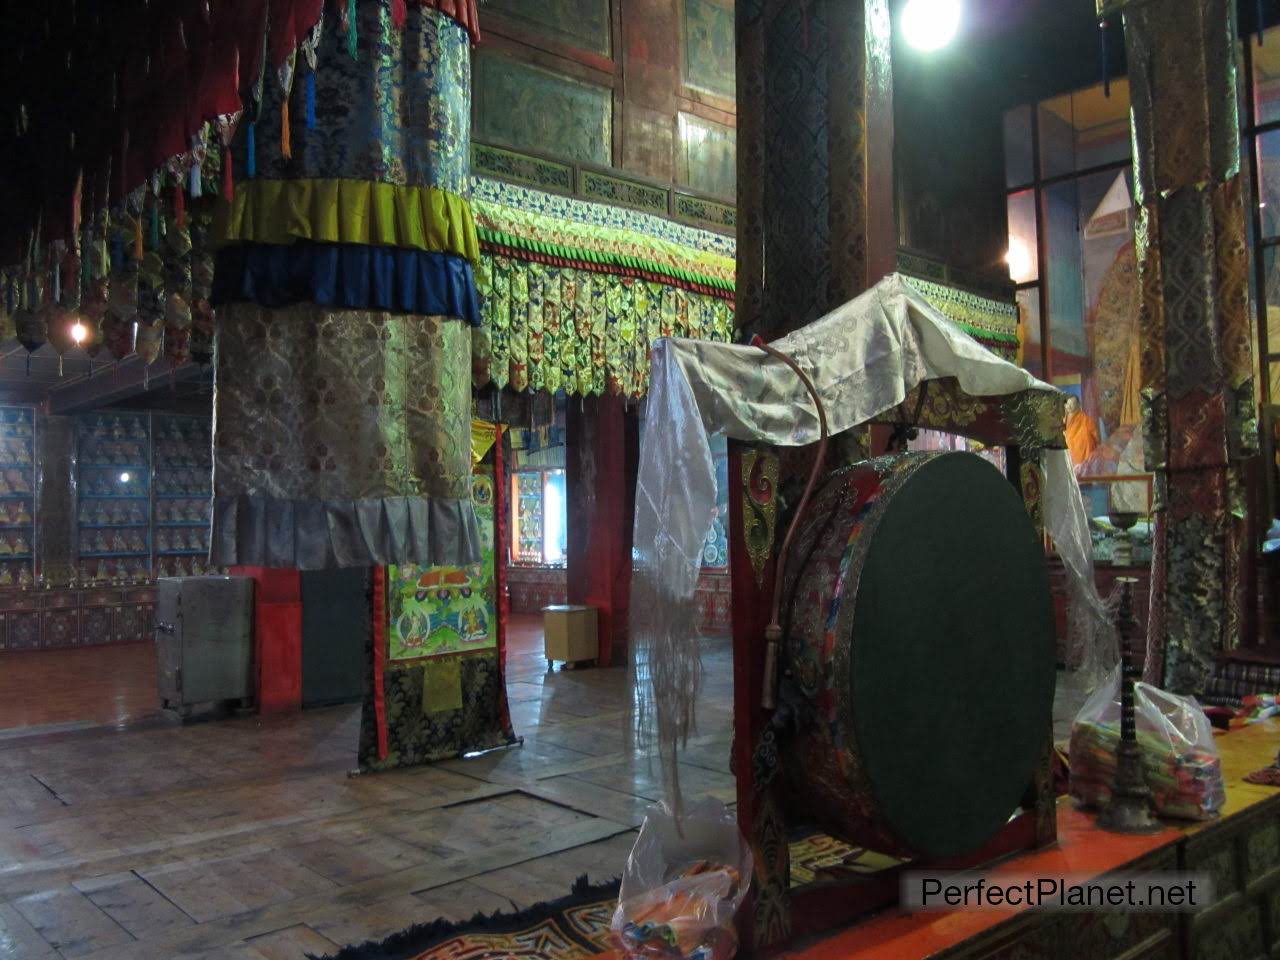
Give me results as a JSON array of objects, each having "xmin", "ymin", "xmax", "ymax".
[
  {"xmin": 1005, "ymin": 240, "xmax": 1034, "ymax": 283},
  {"xmin": 902, "ymin": 0, "xmax": 962, "ymax": 52},
  {"xmin": 70, "ymin": 321, "xmax": 88, "ymax": 344}
]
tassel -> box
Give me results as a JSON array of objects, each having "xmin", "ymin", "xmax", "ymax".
[
  {"xmin": 305, "ymin": 72, "xmax": 317, "ymax": 129},
  {"xmin": 1100, "ymin": 20, "xmax": 1110, "ymax": 97},
  {"xmin": 133, "ymin": 214, "xmax": 143, "ymax": 261},
  {"xmin": 347, "ymin": 0, "xmax": 358, "ymax": 58},
  {"xmin": 1260, "ymin": 0, "xmax": 1266, "ymax": 45},
  {"xmin": 391, "ymin": 0, "xmax": 406, "ymax": 29},
  {"xmin": 246, "ymin": 121, "xmax": 257, "ymax": 178},
  {"xmin": 281, "ymin": 97, "xmax": 292, "ymax": 159},
  {"xmin": 189, "ymin": 160, "xmax": 202, "ymax": 199},
  {"xmin": 223, "ymin": 144, "xmax": 234, "ymax": 201},
  {"xmin": 149, "ymin": 203, "xmax": 160, "ymax": 250},
  {"xmin": 174, "ymin": 181, "xmax": 185, "ymax": 228}
]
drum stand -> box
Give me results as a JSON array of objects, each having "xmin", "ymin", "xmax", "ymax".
[{"xmin": 727, "ymin": 440, "xmax": 1059, "ymax": 957}]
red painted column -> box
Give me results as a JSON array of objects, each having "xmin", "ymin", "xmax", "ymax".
[
  {"xmin": 229, "ymin": 566, "xmax": 302, "ymax": 714},
  {"xmin": 565, "ymin": 395, "xmax": 638, "ymax": 667}
]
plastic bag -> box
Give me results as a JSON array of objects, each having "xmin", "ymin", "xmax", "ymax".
[
  {"xmin": 612, "ymin": 798, "xmax": 753, "ymax": 960},
  {"xmin": 1069, "ymin": 667, "xmax": 1225, "ymax": 820}
]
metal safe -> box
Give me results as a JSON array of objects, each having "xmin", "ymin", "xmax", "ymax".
[{"xmin": 156, "ymin": 576, "xmax": 255, "ymax": 715}]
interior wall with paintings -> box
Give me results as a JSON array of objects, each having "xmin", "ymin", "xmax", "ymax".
[
  {"xmin": 473, "ymin": 0, "xmax": 736, "ymax": 201},
  {"xmin": 1004, "ymin": 78, "xmax": 1152, "ymax": 566}
]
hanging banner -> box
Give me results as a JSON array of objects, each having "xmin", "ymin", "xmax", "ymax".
[{"xmin": 358, "ymin": 460, "xmax": 517, "ymax": 770}]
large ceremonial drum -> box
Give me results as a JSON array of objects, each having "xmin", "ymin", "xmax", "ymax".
[{"xmin": 780, "ymin": 451, "xmax": 1055, "ymax": 860}]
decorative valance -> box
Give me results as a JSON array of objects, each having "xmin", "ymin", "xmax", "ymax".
[
  {"xmin": 212, "ymin": 244, "xmax": 480, "ymax": 323},
  {"xmin": 476, "ymin": 259, "xmax": 734, "ymax": 397},
  {"xmin": 471, "ymin": 178, "xmax": 736, "ymax": 297},
  {"xmin": 217, "ymin": 180, "xmax": 479, "ymax": 262},
  {"xmin": 904, "ymin": 277, "xmax": 1021, "ymax": 362},
  {"xmin": 470, "ymin": 177, "xmax": 737, "ymax": 397}
]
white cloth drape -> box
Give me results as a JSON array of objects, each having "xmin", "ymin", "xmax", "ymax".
[{"xmin": 632, "ymin": 273, "xmax": 1112, "ymax": 809}]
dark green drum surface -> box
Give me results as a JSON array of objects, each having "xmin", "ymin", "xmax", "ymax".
[{"xmin": 781, "ymin": 451, "xmax": 1055, "ymax": 860}]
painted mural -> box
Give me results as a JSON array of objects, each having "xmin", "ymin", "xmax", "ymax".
[
  {"xmin": 678, "ymin": 112, "xmax": 737, "ymax": 200},
  {"xmin": 683, "ymin": 0, "xmax": 735, "ymax": 98},
  {"xmin": 473, "ymin": 51, "xmax": 612, "ymax": 167},
  {"xmin": 388, "ymin": 469, "xmax": 497, "ymax": 661},
  {"xmin": 481, "ymin": 0, "xmax": 611, "ymax": 56}
]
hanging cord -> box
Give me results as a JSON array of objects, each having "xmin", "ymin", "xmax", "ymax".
[
  {"xmin": 1259, "ymin": 0, "xmax": 1266, "ymax": 45},
  {"xmin": 752, "ymin": 340, "xmax": 829, "ymax": 711},
  {"xmin": 885, "ymin": 381, "xmax": 929, "ymax": 454}
]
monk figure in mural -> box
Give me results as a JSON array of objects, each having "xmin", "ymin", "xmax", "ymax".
[{"xmin": 1064, "ymin": 395, "xmax": 1101, "ymax": 472}]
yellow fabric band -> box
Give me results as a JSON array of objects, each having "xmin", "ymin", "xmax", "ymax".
[{"xmin": 218, "ymin": 179, "xmax": 481, "ymax": 264}]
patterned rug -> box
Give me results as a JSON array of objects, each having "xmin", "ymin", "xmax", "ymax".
[
  {"xmin": 322, "ymin": 876, "xmax": 620, "ymax": 960},
  {"xmin": 323, "ymin": 839, "xmax": 896, "ymax": 959}
]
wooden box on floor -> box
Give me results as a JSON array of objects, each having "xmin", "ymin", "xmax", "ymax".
[{"xmin": 542, "ymin": 604, "xmax": 597, "ymax": 667}]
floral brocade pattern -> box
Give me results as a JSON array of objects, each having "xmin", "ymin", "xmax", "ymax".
[
  {"xmin": 475, "ymin": 255, "xmax": 734, "ymax": 396},
  {"xmin": 358, "ymin": 651, "xmax": 516, "ymax": 770},
  {"xmin": 241, "ymin": 5, "xmax": 471, "ymax": 197},
  {"xmin": 214, "ymin": 303, "xmax": 471, "ymax": 502},
  {"xmin": 471, "ymin": 177, "xmax": 737, "ymax": 260}
]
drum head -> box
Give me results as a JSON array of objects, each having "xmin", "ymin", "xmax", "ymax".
[{"xmin": 848, "ymin": 452, "xmax": 1055, "ymax": 859}]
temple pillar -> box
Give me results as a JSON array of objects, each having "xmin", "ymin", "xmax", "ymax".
[
  {"xmin": 732, "ymin": 0, "xmax": 895, "ymax": 949},
  {"xmin": 735, "ymin": 0, "xmax": 895, "ymax": 340},
  {"xmin": 566, "ymin": 396, "xmax": 638, "ymax": 668},
  {"xmin": 1104, "ymin": 0, "xmax": 1258, "ymax": 692}
]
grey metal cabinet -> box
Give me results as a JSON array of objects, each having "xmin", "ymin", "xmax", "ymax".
[{"xmin": 156, "ymin": 576, "xmax": 254, "ymax": 715}]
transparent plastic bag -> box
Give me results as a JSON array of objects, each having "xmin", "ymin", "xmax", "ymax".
[
  {"xmin": 611, "ymin": 798, "xmax": 753, "ymax": 960},
  {"xmin": 1068, "ymin": 668, "xmax": 1225, "ymax": 820}
]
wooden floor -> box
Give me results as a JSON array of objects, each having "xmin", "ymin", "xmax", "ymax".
[
  {"xmin": 0, "ymin": 616, "xmax": 735, "ymax": 959},
  {"xmin": 0, "ymin": 619, "xmax": 1091, "ymax": 960},
  {"xmin": 0, "ymin": 645, "xmax": 162, "ymax": 734}
]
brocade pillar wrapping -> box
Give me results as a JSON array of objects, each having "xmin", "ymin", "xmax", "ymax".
[
  {"xmin": 211, "ymin": 304, "xmax": 476, "ymax": 569},
  {"xmin": 733, "ymin": 0, "xmax": 894, "ymax": 949},
  {"xmin": 213, "ymin": 3, "xmax": 482, "ymax": 570},
  {"xmin": 735, "ymin": 0, "xmax": 895, "ymax": 340},
  {"xmin": 566, "ymin": 395, "xmax": 639, "ymax": 667},
  {"xmin": 1110, "ymin": 0, "xmax": 1258, "ymax": 693}
]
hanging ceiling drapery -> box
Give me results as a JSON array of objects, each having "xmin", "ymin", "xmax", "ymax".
[
  {"xmin": 0, "ymin": 0, "xmax": 480, "ymax": 262},
  {"xmin": 0, "ymin": 1, "xmax": 481, "ymax": 374},
  {"xmin": 211, "ymin": 2, "xmax": 482, "ymax": 571},
  {"xmin": 470, "ymin": 178, "xmax": 737, "ymax": 397}
]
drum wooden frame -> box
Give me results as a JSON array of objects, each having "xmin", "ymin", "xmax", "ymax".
[{"xmin": 728, "ymin": 435, "xmax": 1060, "ymax": 956}]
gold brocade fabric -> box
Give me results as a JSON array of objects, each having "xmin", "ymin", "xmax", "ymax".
[
  {"xmin": 211, "ymin": 304, "xmax": 478, "ymax": 569},
  {"xmin": 1121, "ymin": 0, "xmax": 1256, "ymax": 694}
]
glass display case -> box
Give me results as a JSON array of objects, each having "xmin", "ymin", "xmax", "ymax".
[
  {"xmin": 76, "ymin": 412, "xmax": 152, "ymax": 583},
  {"xmin": 75, "ymin": 412, "xmax": 217, "ymax": 582},
  {"xmin": 0, "ymin": 406, "xmax": 36, "ymax": 588},
  {"xmin": 152, "ymin": 415, "xmax": 213, "ymax": 578}
]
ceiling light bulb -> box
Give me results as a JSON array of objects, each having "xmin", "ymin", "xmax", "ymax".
[{"xmin": 902, "ymin": 0, "xmax": 962, "ymax": 52}]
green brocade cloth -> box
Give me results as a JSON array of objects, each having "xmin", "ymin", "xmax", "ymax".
[{"xmin": 469, "ymin": 177, "xmax": 736, "ymax": 397}]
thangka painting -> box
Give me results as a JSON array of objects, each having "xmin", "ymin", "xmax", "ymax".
[{"xmin": 388, "ymin": 469, "xmax": 497, "ymax": 661}]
